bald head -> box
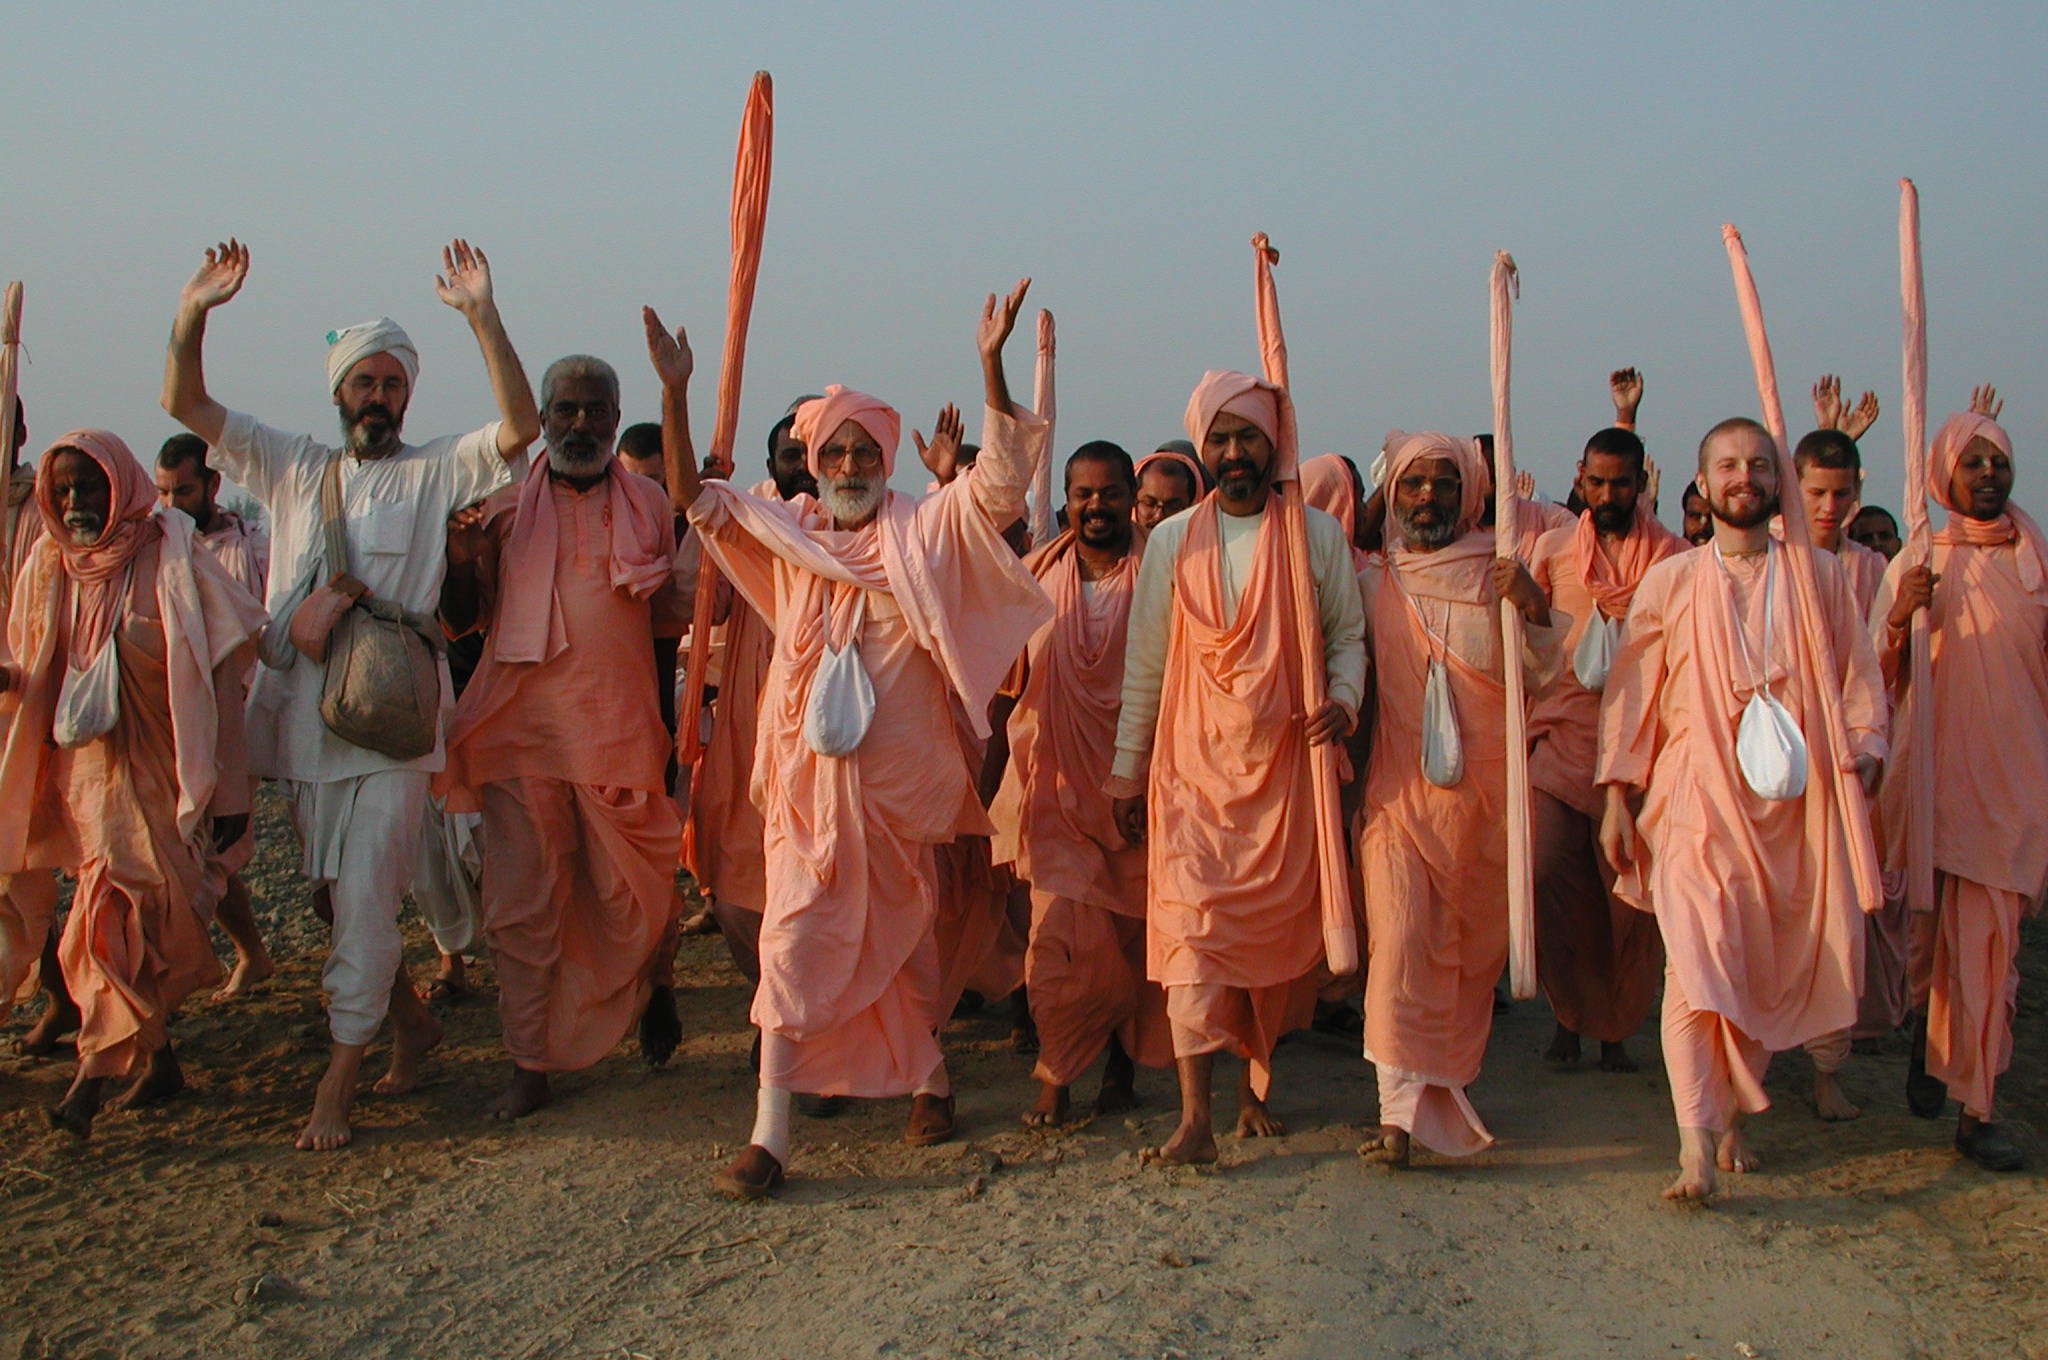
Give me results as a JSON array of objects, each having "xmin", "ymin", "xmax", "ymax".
[{"xmin": 1697, "ymin": 417, "xmax": 1779, "ymax": 531}]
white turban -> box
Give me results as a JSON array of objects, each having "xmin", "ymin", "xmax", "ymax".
[{"xmin": 325, "ymin": 317, "xmax": 419, "ymax": 394}]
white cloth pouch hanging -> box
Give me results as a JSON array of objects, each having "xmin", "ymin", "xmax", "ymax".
[
  {"xmin": 53, "ymin": 632, "xmax": 122, "ymax": 748},
  {"xmin": 1736, "ymin": 689, "xmax": 1808, "ymax": 800},
  {"xmin": 803, "ymin": 591, "xmax": 875, "ymax": 758},
  {"xmin": 1724, "ymin": 543, "xmax": 1808, "ymax": 801},
  {"xmin": 1420, "ymin": 655, "xmax": 1464, "ymax": 787},
  {"xmin": 1571, "ymin": 612, "xmax": 1619, "ymax": 691}
]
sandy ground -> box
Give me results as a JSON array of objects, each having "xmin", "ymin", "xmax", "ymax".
[{"xmin": 3, "ymin": 786, "xmax": 2045, "ymax": 1360}]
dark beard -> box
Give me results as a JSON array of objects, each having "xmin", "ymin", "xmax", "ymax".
[
  {"xmin": 1590, "ymin": 501, "xmax": 1635, "ymax": 535},
  {"xmin": 340, "ymin": 400, "xmax": 404, "ymax": 459}
]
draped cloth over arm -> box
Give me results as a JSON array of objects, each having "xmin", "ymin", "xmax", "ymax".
[
  {"xmin": 1721, "ymin": 224, "xmax": 1881, "ymax": 913},
  {"xmin": 1488, "ymin": 251, "xmax": 1536, "ymax": 999},
  {"xmin": 1030, "ymin": 310, "xmax": 1056, "ymax": 547},
  {"xmin": 679, "ymin": 70, "xmax": 773, "ymax": 767},
  {"xmin": 1250, "ymin": 233, "xmax": 1356, "ymax": 975},
  {"xmin": 1896, "ymin": 178, "xmax": 1936, "ymax": 914}
]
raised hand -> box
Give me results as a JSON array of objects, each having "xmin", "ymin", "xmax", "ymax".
[
  {"xmin": 1515, "ymin": 469, "xmax": 1536, "ymax": 501},
  {"xmin": 1812, "ymin": 374, "xmax": 1845, "ymax": 430},
  {"xmin": 1609, "ymin": 367, "xmax": 1643, "ymax": 423},
  {"xmin": 1970, "ymin": 383, "xmax": 2004, "ymax": 420},
  {"xmin": 642, "ymin": 306, "xmax": 693, "ymax": 388},
  {"xmin": 433, "ymin": 239, "xmax": 496, "ymax": 316},
  {"xmin": 1843, "ymin": 390, "xmax": 1880, "ymax": 441},
  {"xmin": 180, "ymin": 239, "xmax": 250, "ymax": 314},
  {"xmin": 979, "ymin": 278, "xmax": 1031, "ymax": 362},
  {"xmin": 911, "ymin": 403, "xmax": 964, "ymax": 483}
]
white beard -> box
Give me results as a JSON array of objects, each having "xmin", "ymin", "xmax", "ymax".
[{"xmin": 820, "ymin": 475, "xmax": 883, "ymax": 525}]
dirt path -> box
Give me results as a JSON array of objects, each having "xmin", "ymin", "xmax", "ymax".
[{"xmin": 4, "ymin": 795, "xmax": 2044, "ymax": 1359}]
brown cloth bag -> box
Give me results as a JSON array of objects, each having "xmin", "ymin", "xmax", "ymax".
[{"xmin": 298, "ymin": 454, "xmax": 444, "ymax": 760}]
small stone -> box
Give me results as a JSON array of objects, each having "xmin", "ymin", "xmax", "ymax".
[{"xmin": 253, "ymin": 1210, "xmax": 284, "ymax": 1228}]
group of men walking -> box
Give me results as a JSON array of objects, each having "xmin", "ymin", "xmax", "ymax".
[{"xmin": 0, "ymin": 240, "xmax": 2038, "ymax": 1206}]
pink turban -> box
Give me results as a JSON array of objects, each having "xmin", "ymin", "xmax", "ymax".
[
  {"xmin": 1380, "ymin": 429, "xmax": 1489, "ymax": 542},
  {"xmin": 1928, "ymin": 409, "xmax": 2046, "ymax": 593},
  {"xmin": 1182, "ymin": 369, "xmax": 1297, "ymax": 483},
  {"xmin": 1929, "ymin": 412, "xmax": 2011, "ymax": 514},
  {"xmin": 793, "ymin": 385, "xmax": 900, "ymax": 480},
  {"xmin": 1135, "ymin": 448, "xmax": 1206, "ymax": 498},
  {"xmin": 34, "ymin": 429, "xmax": 161, "ymax": 661},
  {"xmin": 1298, "ymin": 453, "xmax": 1360, "ymax": 543}
]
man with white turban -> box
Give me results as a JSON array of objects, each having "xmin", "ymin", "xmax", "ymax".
[
  {"xmin": 645, "ymin": 281, "xmax": 1052, "ymax": 1200},
  {"xmin": 161, "ymin": 238, "xmax": 541, "ymax": 1151}
]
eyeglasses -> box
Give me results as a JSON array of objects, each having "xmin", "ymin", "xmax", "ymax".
[{"xmin": 817, "ymin": 446, "xmax": 884, "ymax": 471}]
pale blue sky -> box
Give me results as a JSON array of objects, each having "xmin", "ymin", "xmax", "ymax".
[{"xmin": 7, "ymin": 2, "xmax": 2043, "ymax": 514}]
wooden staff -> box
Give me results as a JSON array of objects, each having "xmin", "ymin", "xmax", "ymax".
[
  {"xmin": 0, "ymin": 282, "xmax": 23, "ymax": 609},
  {"xmin": 1487, "ymin": 253, "xmax": 1537, "ymax": 999},
  {"xmin": 1720, "ymin": 224, "xmax": 1883, "ymax": 912},
  {"xmin": 677, "ymin": 71, "xmax": 773, "ymax": 767},
  {"xmin": 1251, "ymin": 233, "xmax": 1357, "ymax": 975},
  {"xmin": 1030, "ymin": 309, "xmax": 1056, "ymax": 545},
  {"xmin": 1895, "ymin": 178, "xmax": 1937, "ymax": 914}
]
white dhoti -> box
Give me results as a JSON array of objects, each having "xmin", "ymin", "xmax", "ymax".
[
  {"xmin": 412, "ymin": 795, "xmax": 482, "ymax": 956},
  {"xmin": 290, "ymin": 770, "xmax": 430, "ymax": 1045}
]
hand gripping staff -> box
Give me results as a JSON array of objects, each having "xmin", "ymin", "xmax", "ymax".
[
  {"xmin": 678, "ymin": 71, "xmax": 773, "ymax": 767},
  {"xmin": 1250, "ymin": 233, "xmax": 1357, "ymax": 976},
  {"xmin": 1488, "ymin": 252, "xmax": 1538, "ymax": 999},
  {"xmin": 1720, "ymin": 224, "xmax": 1883, "ymax": 914}
]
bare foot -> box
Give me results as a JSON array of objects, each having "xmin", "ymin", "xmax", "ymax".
[
  {"xmin": 1543, "ymin": 1023, "xmax": 1581, "ymax": 1065},
  {"xmin": 424, "ymin": 954, "xmax": 467, "ymax": 1004},
  {"xmin": 106, "ymin": 1047, "xmax": 184, "ymax": 1113},
  {"xmin": 372, "ymin": 1011, "xmax": 444, "ymax": 1096},
  {"xmin": 1095, "ymin": 1044, "xmax": 1138, "ymax": 1116},
  {"xmin": 212, "ymin": 951, "xmax": 275, "ymax": 1002},
  {"xmin": 1359, "ymin": 1125, "xmax": 1411, "ymax": 1169},
  {"xmin": 296, "ymin": 1063, "xmax": 356, "ymax": 1152},
  {"xmin": 1142, "ymin": 1119, "xmax": 1219, "ymax": 1167},
  {"xmin": 1663, "ymin": 1126, "xmax": 1717, "ymax": 1202},
  {"xmin": 1597, "ymin": 1040, "xmax": 1638, "ymax": 1073},
  {"xmin": 47, "ymin": 1073, "xmax": 106, "ymax": 1139},
  {"xmin": 491, "ymin": 1067, "xmax": 550, "ymax": 1121},
  {"xmin": 1813, "ymin": 1069, "xmax": 1861, "ymax": 1122},
  {"xmin": 639, "ymin": 984, "xmax": 681, "ymax": 1069},
  {"xmin": 1022, "ymin": 1081, "xmax": 1069, "ymax": 1128},
  {"xmin": 1715, "ymin": 1120, "xmax": 1761, "ymax": 1174},
  {"xmin": 16, "ymin": 998, "xmax": 80, "ymax": 1056},
  {"xmin": 1234, "ymin": 1094, "xmax": 1286, "ymax": 1138}
]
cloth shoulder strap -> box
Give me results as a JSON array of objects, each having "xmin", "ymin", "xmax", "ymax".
[{"xmin": 319, "ymin": 453, "xmax": 349, "ymax": 579}]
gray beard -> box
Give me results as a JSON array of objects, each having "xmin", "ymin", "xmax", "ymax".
[
  {"xmin": 1397, "ymin": 511, "xmax": 1458, "ymax": 550},
  {"xmin": 821, "ymin": 475, "xmax": 883, "ymax": 525},
  {"xmin": 342, "ymin": 420, "xmax": 403, "ymax": 460},
  {"xmin": 545, "ymin": 437, "xmax": 608, "ymax": 477}
]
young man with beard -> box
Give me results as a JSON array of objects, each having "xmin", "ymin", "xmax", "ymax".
[
  {"xmin": 1876, "ymin": 408, "xmax": 2047, "ymax": 1172},
  {"xmin": 436, "ymin": 354, "xmax": 682, "ymax": 1120},
  {"xmin": 649, "ymin": 282, "xmax": 1053, "ymax": 1199},
  {"xmin": 153, "ymin": 433, "xmax": 276, "ymax": 1003},
  {"xmin": 1599, "ymin": 418, "xmax": 1886, "ymax": 1201},
  {"xmin": 0, "ymin": 432, "xmax": 267, "ymax": 1136},
  {"xmin": 1111, "ymin": 372, "xmax": 1366, "ymax": 1167},
  {"xmin": 1526, "ymin": 426, "xmax": 1682, "ymax": 1077},
  {"xmin": 987, "ymin": 441, "xmax": 1173, "ymax": 1127},
  {"xmin": 161, "ymin": 238, "xmax": 541, "ymax": 1151},
  {"xmin": 1355, "ymin": 432, "xmax": 1568, "ymax": 1168}
]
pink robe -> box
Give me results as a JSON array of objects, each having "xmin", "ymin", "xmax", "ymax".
[
  {"xmin": 990, "ymin": 532, "xmax": 1171, "ymax": 1085},
  {"xmin": 1360, "ymin": 533, "xmax": 1566, "ymax": 1153},
  {"xmin": 437, "ymin": 465, "xmax": 682, "ymax": 1072},
  {"xmin": 1598, "ymin": 545, "xmax": 1886, "ymax": 1129},
  {"xmin": 0, "ymin": 485, "xmax": 51, "ymax": 1017},
  {"xmin": 1527, "ymin": 511, "xmax": 1681, "ymax": 1044},
  {"xmin": 688, "ymin": 480, "xmax": 778, "ymax": 917},
  {"xmin": 193, "ymin": 511, "xmax": 269, "ymax": 910},
  {"xmin": 2, "ymin": 511, "xmax": 264, "ymax": 1077},
  {"xmin": 687, "ymin": 406, "xmax": 1051, "ymax": 1097},
  {"xmin": 1874, "ymin": 513, "xmax": 2048, "ymax": 1119}
]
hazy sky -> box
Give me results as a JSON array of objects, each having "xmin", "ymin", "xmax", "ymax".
[{"xmin": 7, "ymin": 2, "xmax": 2044, "ymax": 514}]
